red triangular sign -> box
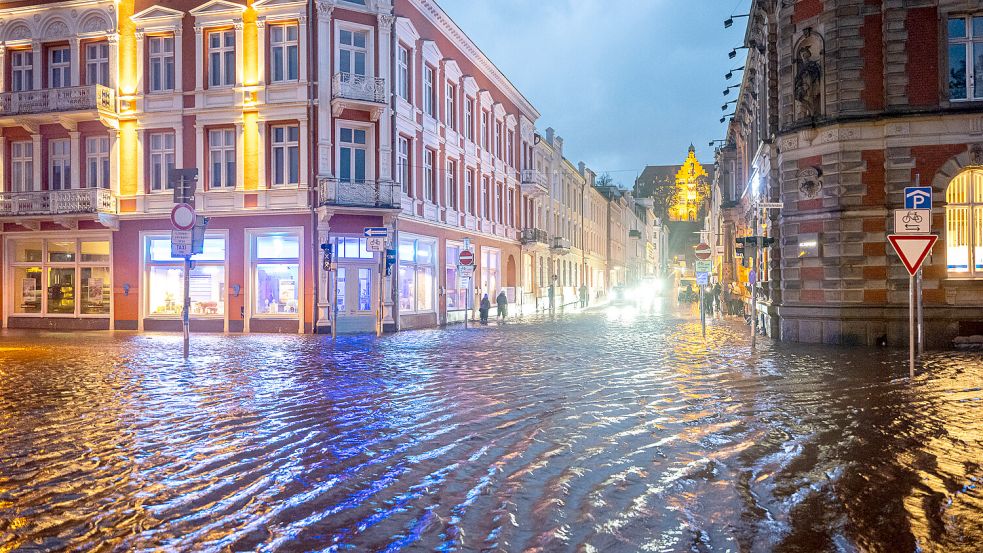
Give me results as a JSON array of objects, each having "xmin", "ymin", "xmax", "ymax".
[{"xmin": 887, "ymin": 234, "xmax": 938, "ymax": 275}]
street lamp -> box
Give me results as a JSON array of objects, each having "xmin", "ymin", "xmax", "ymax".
[
  {"xmin": 728, "ymin": 46, "xmax": 748, "ymax": 59},
  {"xmin": 723, "ymin": 84, "xmax": 740, "ymax": 95},
  {"xmin": 725, "ymin": 66, "xmax": 745, "ymax": 80},
  {"xmin": 724, "ymin": 14, "xmax": 750, "ymax": 28},
  {"xmin": 721, "ymin": 99, "xmax": 737, "ymax": 111},
  {"xmin": 720, "ymin": 113, "xmax": 735, "ymax": 123}
]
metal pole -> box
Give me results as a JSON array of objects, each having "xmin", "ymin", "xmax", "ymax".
[
  {"xmin": 700, "ymin": 285, "xmax": 706, "ymax": 338},
  {"xmin": 909, "ymin": 273, "xmax": 915, "ymax": 378},
  {"xmin": 330, "ymin": 268, "xmax": 337, "ymax": 340},
  {"xmin": 751, "ymin": 213, "xmax": 759, "ymax": 349},
  {"xmin": 916, "ymin": 267, "xmax": 924, "ymax": 355},
  {"xmin": 377, "ymin": 251, "xmax": 383, "ymax": 337},
  {"xmin": 183, "ymin": 256, "xmax": 190, "ymax": 358}
]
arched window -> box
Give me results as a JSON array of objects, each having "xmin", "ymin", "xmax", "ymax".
[{"xmin": 945, "ymin": 168, "xmax": 983, "ymax": 276}]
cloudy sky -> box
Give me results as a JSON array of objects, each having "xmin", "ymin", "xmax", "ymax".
[{"xmin": 437, "ymin": 0, "xmax": 751, "ymax": 187}]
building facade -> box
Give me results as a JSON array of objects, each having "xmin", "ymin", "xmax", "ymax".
[{"xmin": 716, "ymin": 0, "xmax": 983, "ymax": 346}]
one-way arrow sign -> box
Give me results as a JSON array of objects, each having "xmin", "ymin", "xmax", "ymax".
[{"xmin": 888, "ymin": 234, "xmax": 937, "ymax": 275}]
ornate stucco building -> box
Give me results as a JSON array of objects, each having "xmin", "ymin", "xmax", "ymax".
[{"xmin": 716, "ymin": 0, "xmax": 983, "ymax": 346}]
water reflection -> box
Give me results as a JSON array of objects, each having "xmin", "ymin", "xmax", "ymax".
[{"xmin": 0, "ymin": 314, "xmax": 980, "ymax": 552}]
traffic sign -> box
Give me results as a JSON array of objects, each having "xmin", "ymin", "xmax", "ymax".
[
  {"xmin": 169, "ymin": 168, "xmax": 198, "ymax": 205},
  {"xmin": 170, "ymin": 203, "xmax": 195, "ymax": 231},
  {"xmin": 171, "ymin": 229, "xmax": 193, "ymax": 257},
  {"xmin": 695, "ymin": 243, "xmax": 712, "ymax": 260},
  {"xmin": 366, "ymin": 237, "xmax": 385, "ymax": 252},
  {"xmin": 364, "ymin": 227, "xmax": 389, "ymax": 238},
  {"xmin": 458, "ymin": 265, "xmax": 474, "ymax": 278},
  {"xmin": 696, "ymin": 272, "xmax": 709, "ymax": 286},
  {"xmin": 904, "ymin": 187, "xmax": 932, "ymax": 209},
  {"xmin": 888, "ymin": 234, "xmax": 938, "ymax": 275},
  {"xmin": 894, "ymin": 209, "xmax": 930, "ymax": 234},
  {"xmin": 458, "ymin": 250, "xmax": 475, "ymax": 266},
  {"xmin": 458, "ymin": 275, "xmax": 471, "ymax": 288},
  {"xmin": 191, "ymin": 215, "xmax": 208, "ymax": 255},
  {"xmin": 759, "ymin": 201, "xmax": 783, "ymax": 209},
  {"xmin": 695, "ymin": 259, "xmax": 712, "ymax": 273}
]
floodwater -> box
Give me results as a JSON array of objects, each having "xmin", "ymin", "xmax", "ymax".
[{"xmin": 0, "ymin": 307, "xmax": 981, "ymax": 552}]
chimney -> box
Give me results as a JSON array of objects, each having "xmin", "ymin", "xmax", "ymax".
[
  {"xmin": 545, "ymin": 127, "xmax": 555, "ymax": 145},
  {"xmin": 578, "ymin": 161, "xmax": 585, "ymax": 175}
]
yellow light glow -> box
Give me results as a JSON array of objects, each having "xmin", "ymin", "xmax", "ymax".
[
  {"xmin": 242, "ymin": 3, "xmax": 259, "ymax": 87},
  {"xmin": 116, "ymin": 0, "xmax": 137, "ymax": 96},
  {"xmin": 243, "ymin": 110, "xmax": 258, "ymax": 191},
  {"xmin": 119, "ymin": 119, "xmax": 139, "ymax": 197}
]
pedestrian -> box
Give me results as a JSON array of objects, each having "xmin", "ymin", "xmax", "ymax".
[
  {"xmin": 579, "ymin": 284, "xmax": 589, "ymax": 308},
  {"xmin": 496, "ymin": 290, "xmax": 508, "ymax": 320},
  {"xmin": 547, "ymin": 282, "xmax": 555, "ymax": 311},
  {"xmin": 703, "ymin": 286, "xmax": 714, "ymax": 316},
  {"xmin": 479, "ymin": 294, "xmax": 491, "ymax": 324},
  {"xmin": 711, "ymin": 282, "xmax": 721, "ymax": 316},
  {"xmin": 722, "ymin": 284, "xmax": 732, "ymax": 316}
]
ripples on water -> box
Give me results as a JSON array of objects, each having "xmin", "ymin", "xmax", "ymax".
[{"xmin": 0, "ymin": 307, "xmax": 981, "ymax": 552}]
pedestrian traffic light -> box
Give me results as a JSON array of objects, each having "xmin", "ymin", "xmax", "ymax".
[
  {"xmin": 320, "ymin": 243, "xmax": 332, "ymax": 271},
  {"xmin": 385, "ymin": 248, "xmax": 397, "ymax": 276}
]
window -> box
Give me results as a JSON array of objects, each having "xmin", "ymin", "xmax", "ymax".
[
  {"xmin": 398, "ymin": 136, "xmax": 410, "ymax": 194},
  {"xmin": 49, "ymin": 47, "xmax": 71, "ymax": 88},
  {"xmin": 11, "ymin": 141, "xmax": 34, "ymax": 193},
  {"xmin": 946, "ymin": 169, "xmax": 983, "ymax": 276},
  {"xmin": 398, "ymin": 238, "xmax": 435, "ymax": 313},
  {"xmin": 495, "ymin": 121, "xmax": 503, "ymax": 159},
  {"xmin": 208, "ymin": 129, "xmax": 236, "ymax": 189},
  {"xmin": 445, "ymin": 82, "xmax": 456, "ymax": 130},
  {"xmin": 397, "ymin": 45, "xmax": 410, "ymax": 100},
  {"xmin": 507, "ymin": 130, "xmax": 515, "ymax": 167},
  {"xmin": 423, "ymin": 66, "xmax": 435, "ymax": 117},
  {"xmin": 149, "ymin": 132, "xmax": 175, "ymax": 191},
  {"xmin": 332, "ymin": 236, "xmax": 375, "ymax": 259},
  {"xmin": 86, "ymin": 43, "xmax": 110, "ymax": 86},
  {"xmin": 49, "ymin": 139, "xmax": 71, "ymax": 191},
  {"xmin": 271, "ymin": 125, "xmax": 300, "ymax": 186},
  {"xmin": 948, "ymin": 16, "xmax": 983, "ymax": 100},
  {"xmin": 253, "ymin": 232, "xmax": 301, "ymax": 317},
  {"xmin": 423, "ymin": 148, "xmax": 435, "ymax": 202},
  {"xmin": 465, "ymin": 169, "xmax": 475, "ymax": 215},
  {"xmin": 270, "ymin": 24, "xmax": 299, "ymax": 83},
  {"xmin": 447, "ymin": 159, "xmax": 457, "ymax": 210},
  {"xmin": 86, "ymin": 136, "xmax": 110, "ymax": 189},
  {"xmin": 149, "ymin": 36, "xmax": 175, "ymax": 92},
  {"xmin": 146, "ymin": 236, "xmax": 226, "ymax": 317},
  {"xmin": 481, "ymin": 111, "xmax": 489, "ymax": 151},
  {"xmin": 208, "ymin": 30, "xmax": 235, "ymax": 87},
  {"xmin": 507, "ymin": 187, "xmax": 515, "ymax": 227},
  {"xmin": 480, "ymin": 247, "xmax": 501, "ymax": 297},
  {"xmin": 339, "ymin": 29, "xmax": 367, "ymax": 76},
  {"xmin": 465, "ymin": 97, "xmax": 474, "ymax": 141},
  {"xmin": 339, "ymin": 126, "xmax": 368, "ymax": 183},
  {"xmin": 9, "ymin": 239, "xmax": 111, "ymax": 317},
  {"xmin": 10, "ymin": 50, "xmax": 33, "ymax": 92},
  {"xmin": 482, "ymin": 176, "xmax": 490, "ymax": 219},
  {"xmin": 446, "ymin": 243, "xmax": 464, "ymax": 311}
]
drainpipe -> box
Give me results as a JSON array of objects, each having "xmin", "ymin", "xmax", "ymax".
[
  {"xmin": 309, "ymin": 0, "xmax": 319, "ymax": 333},
  {"xmin": 389, "ymin": 6, "xmax": 400, "ymax": 332}
]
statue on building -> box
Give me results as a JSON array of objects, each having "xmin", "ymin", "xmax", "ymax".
[{"xmin": 793, "ymin": 31, "xmax": 823, "ymax": 121}]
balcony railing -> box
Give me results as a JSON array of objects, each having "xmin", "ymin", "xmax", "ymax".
[
  {"xmin": 0, "ymin": 188, "xmax": 116, "ymax": 216},
  {"xmin": 0, "ymin": 85, "xmax": 116, "ymax": 116},
  {"xmin": 550, "ymin": 236, "xmax": 571, "ymax": 253},
  {"xmin": 318, "ymin": 178, "xmax": 401, "ymax": 209},
  {"xmin": 332, "ymin": 73, "xmax": 386, "ymax": 104},
  {"xmin": 520, "ymin": 228, "xmax": 549, "ymax": 245}
]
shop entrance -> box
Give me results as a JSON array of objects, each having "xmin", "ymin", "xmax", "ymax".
[{"xmin": 334, "ymin": 263, "xmax": 376, "ymax": 333}]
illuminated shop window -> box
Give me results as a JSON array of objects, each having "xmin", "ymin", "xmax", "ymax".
[
  {"xmin": 481, "ymin": 247, "xmax": 500, "ymax": 296},
  {"xmin": 7, "ymin": 238, "xmax": 111, "ymax": 317},
  {"xmin": 445, "ymin": 243, "xmax": 464, "ymax": 311},
  {"xmin": 145, "ymin": 236, "xmax": 226, "ymax": 316},
  {"xmin": 398, "ymin": 237, "xmax": 435, "ymax": 313},
  {"xmin": 945, "ymin": 169, "xmax": 983, "ymax": 277},
  {"xmin": 252, "ymin": 232, "xmax": 301, "ymax": 317}
]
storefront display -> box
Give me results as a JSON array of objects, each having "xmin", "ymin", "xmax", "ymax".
[
  {"xmin": 251, "ymin": 232, "xmax": 301, "ymax": 317},
  {"xmin": 6, "ymin": 237, "xmax": 111, "ymax": 317},
  {"xmin": 398, "ymin": 237, "xmax": 435, "ymax": 313},
  {"xmin": 145, "ymin": 236, "xmax": 226, "ymax": 317}
]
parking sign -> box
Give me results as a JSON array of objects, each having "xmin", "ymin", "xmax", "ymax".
[{"xmin": 904, "ymin": 187, "xmax": 932, "ymax": 209}]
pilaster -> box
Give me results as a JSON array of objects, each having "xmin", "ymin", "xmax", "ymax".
[
  {"xmin": 70, "ymin": 38, "xmax": 81, "ymax": 87},
  {"xmin": 31, "ymin": 134, "xmax": 42, "ymax": 191},
  {"xmin": 69, "ymin": 131, "xmax": 81, "ymax": 189}
]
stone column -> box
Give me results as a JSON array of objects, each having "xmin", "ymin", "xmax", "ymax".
[
  {"xmin": 108, "ymin": 129, "xmax": 119, "ymax": 195},
  {"xmin": 134, "ymin": 32, "xmax": 145, "ymax": 94},
  {"xmin": 107, "ymin": 35, "xmax": 119, "ymax": 92},
  {"xmin": 0, "ymin": 46, "xmax": 6, "ymax": 93},
  {"xmin": 194, "ymin": 25, "xmax": 204, "ymax": 91},
  {"xmin": 174, "ymin": 121, "xmax": 184, "ymax": 169},
  {"xmin": 69, "ymin": 131, "xmax": 81, "ymax": 189},
  {"xmin": 195, "ymin": 125, "xmax": 205, "ymax": 184},
  {"xmin": 294, "ymin": 16, "xmax": 305, "ymax": 84},
  {"xmin": 255, "ymin": 19, "xmax": 266, "ymax": 87},
  {"xmin": 234, "ymin": 19, "xmax": 245, "ymax": 88},
  {"xmin": 135, "ymin": 129, "xmax": 146, "ymax": 194},
  {"xmin": 255, "ymin": 121, "xmax": 266, "ymax": 189},
  {"xmin": 70, "ymin": 38, "xmax": 81, "ymax": 87},
  {"xmin": 234, "ymin": 122, "xmax": 245, "ymax": 190},
  {"xmin": 316, "ymin": 1, "xmax": 333, "ymax": 177},
  {"xmin": 298, "ymin": 118, "xmax": 309, "ymax": 188},
  {"xmin": 377, "ymin": 14, "xmax": 395, "ymax": 182},
  {"xmin": 31, "ymin": 134, "xmax": 42, "ymax": 191},
  {"xmin": 0, "ymin": 136, "xmax": 6, "ymax": 192},
  {"xmin": 31, "ymin": 41, "xmax": 42, "ymax": 90},
  {"xmin": 173, "ymin": 29, "xmax": 183, "ymax": 92}
]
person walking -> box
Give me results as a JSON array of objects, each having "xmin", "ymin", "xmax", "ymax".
[
  {"xmin": 722, "ymin": 283, "xmax": 732, "ymax": 316},
  {"xmin": 547, "ymin": 281, "xmax": 555, "ymax": 311},
  {"xmin": 479, "ymin": 294, "xmax": 491, "ymax": 324},
  {"xmin": 711, "ymin": 282, "xmax": 722, "ymax": 318},
  {"xmin": 579, "ymin": 284, "xmax": 589, "ymax": 308},
  {"xmin": 496, "ymin": 290, "xmax": 508, "ymax": 320}
]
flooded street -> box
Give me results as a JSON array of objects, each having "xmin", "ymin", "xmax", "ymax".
[{"xmin": 1, "ymin": 308, "xmax": 982, "ymax": 552}]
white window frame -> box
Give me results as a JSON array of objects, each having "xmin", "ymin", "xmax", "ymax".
[
  {"xmin": 48, "ymin": 46, "xmax": 71, "ymax": 89},
  {"xmin": 208, "ymin": 29, "xmax": 236, "ymax": 88},
  {"xmin": 481, "ymin": 111, "xmax": 489, "ymax": 151},
  {"xmin": 10, "ymin": 141, "xmax": 34, "ymax": 193},
  {"xmin": 945, "ymin": 168, "xmax": 983, "ymax": 277},
  {"xmin": 948, "ymin": 15, "xmax": 983, "ymax": 101},
  {"xmin": 142, "ymin": 232, "xmax": 228, "ymax": 321},
  {"xmin": 445, "ymin": 82, "xmax": 456, "ymax": 130},
  {"xmin": 507, "ymin": 129, "xmax": 515, "ymax": 167},
  {"xmin": 270, "ymin": 23, "xmax": 300, "ymax": 83},
  {"xmin": 149, "ymin": 132, "xmax": 176, "ymax": 192},
  {"xmin": 335, "ymin": 22, "xmax": 373, "ymax": 78},
  {"xmin": 397, "ymin": 44, "xmax": 410, "ymax": 101},
  {"xmin": 423, "ymin": 65, "xmax": 435, "ymax": 118},
  {"xmin": 447, "ymin": 159, "xmax": 457, "ymax": 211},
  {"xmin": 336, "ymin": 123, "xmax": 372, "ymax": 184},
  {"xmin": 48, "ymin": 138, "xmax": 71, "ymax": 191},
  {"xmin": 271, "ymin": 124, "xmax": 300, "ymax": 187},
  {"xmin": 465, "ymin": 168, "xmax": 475, "ymax": 215},
  {"xmin": 465, "ymin": 97, "xmax": 474, "ymax": 141},
  {"xmin": 85, "ymin": 136, "xmax": 110, "ymax": 189},
  {"xmin": 86, "ymin": 42, "xmax": 110, "ymax": 87},
  {"xmin": 495, "ymin": 120, "xmax": 503, "ymax": 159},
  {"xmin": 398, "ymin": 235, "xmax": 437, "ymax": 314},
  {"xmin": 423, "ymin": 148, "xmax": 435, "ymax": 203},
  {"xmin": 398, "ymin": 136, "xmax": 411, "ymax": 195},
  {"xmin": 208, "ymin": 128, "xmax": 236, "ymax": 189},
  {"xmin": 10, "ymin": 50, "xmax": 33, "ymax": 92},
  {"xmin": 148, "ymin": 35, "xmax": 176, "ymax": 92}
]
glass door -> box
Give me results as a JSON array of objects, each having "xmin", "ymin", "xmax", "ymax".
[{"xmin": 334, "ymin": 263, "xmax": 376, "ymax": 333}]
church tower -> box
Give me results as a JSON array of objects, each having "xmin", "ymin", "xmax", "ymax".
[{"xmin": 669, "ymin": 144, "xmax": 710, "ymax": 222}]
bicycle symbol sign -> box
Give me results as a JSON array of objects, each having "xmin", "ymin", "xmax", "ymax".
[{"xmin": 894, "ymin": 209, "xmax": 930, "ymax": 234}]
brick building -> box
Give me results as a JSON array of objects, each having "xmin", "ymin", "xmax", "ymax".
[{"xmin": 717, "ymin": 0, "xmax": 983, "ymax": 346}]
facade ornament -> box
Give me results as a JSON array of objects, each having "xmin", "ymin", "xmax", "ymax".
[
  {"xmin": 797, "ymin": 166, "xmax": 823, "ymax": 198},
  {"xmin": 134, "ymin": 31, "xmax": 145, "ymax": 41},
  {"xmin": 970, "ymin": 144, "xmax": 983, "ymax": 167},
  {"xmin": 793, "ymin": 28, "xmax": 823, "ymax": 121},
  {"xmin": 8, "ymin": 24, "xmax": 31, "ymax": 41},
  {"xmin": 233, "ymin": 19, "xmax": 244, "ymax": 31},
  {"xmin": 316, "ymin": 0, "xmax": 335, "ymax": 17},
  {"xmin": 107, "ymin": 34, "xmax": 118, "ymax": 44},
  {"xmin": 377, "ymin": 14, "xmax": 396, "ymax": 28},
  {"xmin": 256, "ymin": 18, "xmax": 266, "ymax": 29},
  {"xmin": 194, "ymin": 24, "xmax": 204, "ymax": 35}
]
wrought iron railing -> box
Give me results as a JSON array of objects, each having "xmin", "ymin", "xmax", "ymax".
[
  {"xmin": 0, "ymin": 85, "xmax": 116, "ymax": 116},
  {"xmin": 0, "ymin": 188, "xmax": 116, "ymax": 216},
  {"xmin": 550, "ymin": 236, "xmax": 571, "ymax": 252},
  {"xmin": 331, "ymin": 73, "xmax": 386, "ymax": 104},
  {"xmin": 318, "ymin": 178, "xmax": 401, "ymax": 209},
  {"xmin": 520, "ymin": 228, "xmax": 549, "ymax": 245}
]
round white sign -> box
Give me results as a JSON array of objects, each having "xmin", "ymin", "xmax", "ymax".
[{"xmin": 171, "ymin": 203, "xmax": 196, "ymax": 231}]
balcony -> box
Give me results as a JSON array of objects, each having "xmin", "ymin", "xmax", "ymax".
[
  {"xmin": 520, "ymin": 227, "xmax": 549, "ymax": 246},
  {"xmin": 331, "ymin": 73, "xmax": 387, "ymax": 120},
  {"xmin": 520, "ymin": 169, "xmax": 548, "ymax": 197},
  {"xmin": 0, "ymin": 188, "xmax": 116, "ymax": 217},
  {"xmin": 317, "ymin": 178, "xmax": 401, "ymax": 210},
  {"xmin": 0, "ymin": 85, "xmax": 116, "ymax": 120},
  {"xmin": 550, "ymin": 236, "xmax": 571, "ymax": 254}
]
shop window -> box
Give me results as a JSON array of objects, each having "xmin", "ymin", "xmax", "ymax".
[
  {"xmin": 446, "ymin": 243, "xmax": 463, "ymax": 310},
  {"xmin": 946, "ymin": 168, "xmax": 983, "ymax": 276},
  {"xmin": 398, "ymin": 238, "xmax": 435, "ymax": 313},
  {"xmin": 481, "ymin": 248, "xmax": 501, "ymax": 296},
  {"xmin": 252, "ymin": 232, "xmax": 301, "ymax": 317},
  {"xmin": 145, "ymin": 236, "xmax": 226, "ymax": 316},
  {"xmin": 333, "ymin": 236, "xmax": 373, "ymax": 259},
  {"xmin": 336, "ymin": 267, "xmax": 347, "ymax": 312},
  {"xmin": 8, "ymin": 238, "xmax": 111, "ymax": 317}
]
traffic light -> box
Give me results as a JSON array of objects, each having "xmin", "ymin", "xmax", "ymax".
[
  {"xmin": 385, "ymin": 248, "xmax": 397, "ymax": 276},
  {"xmin": 762, "ymin": 236, "xmax": 776, "ymax": 247}
]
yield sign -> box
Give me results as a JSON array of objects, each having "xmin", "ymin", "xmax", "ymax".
[{"xmin": 888, "ymin": 234, "xmax": 937, "ymax": 275}]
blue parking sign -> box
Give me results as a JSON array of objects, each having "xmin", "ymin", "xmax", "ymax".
[{"xmin": 904, "ymin": 187, "xmax": 932, "ymax": 209}]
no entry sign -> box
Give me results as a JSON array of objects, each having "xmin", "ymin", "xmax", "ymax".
[
  {"xmin": 695, "ymin": 243, "xmax": 712, "ymax": 260},
  {"xmin": 171, "ymin": 203, "xmax": 195, "ymax": 231},
  {"xmin": 458, "ymin": 250, "xmax": 474, "ymax": 266}
]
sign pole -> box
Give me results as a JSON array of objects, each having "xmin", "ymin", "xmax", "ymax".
[
  {"xmin": 183, "ymin": 255, "xmax": 191, "ymax": 358},
  {"xmin": 700, "ymin": 285, "xmax": 706, "ymax": 338},
  {"xmin": 751, "ymin": 213, "xmax": 759, "ymax": 350},
  {"xmin": 916, "ymin": 268, "xmax": 924, "ymax": 355},
  {"xmin": 330, "ymin": 268, "xmax": 337, "ymax": 340},
  {"xmin": 909, "ymin": 273, "xmax": 915, "ymax": 378}
]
